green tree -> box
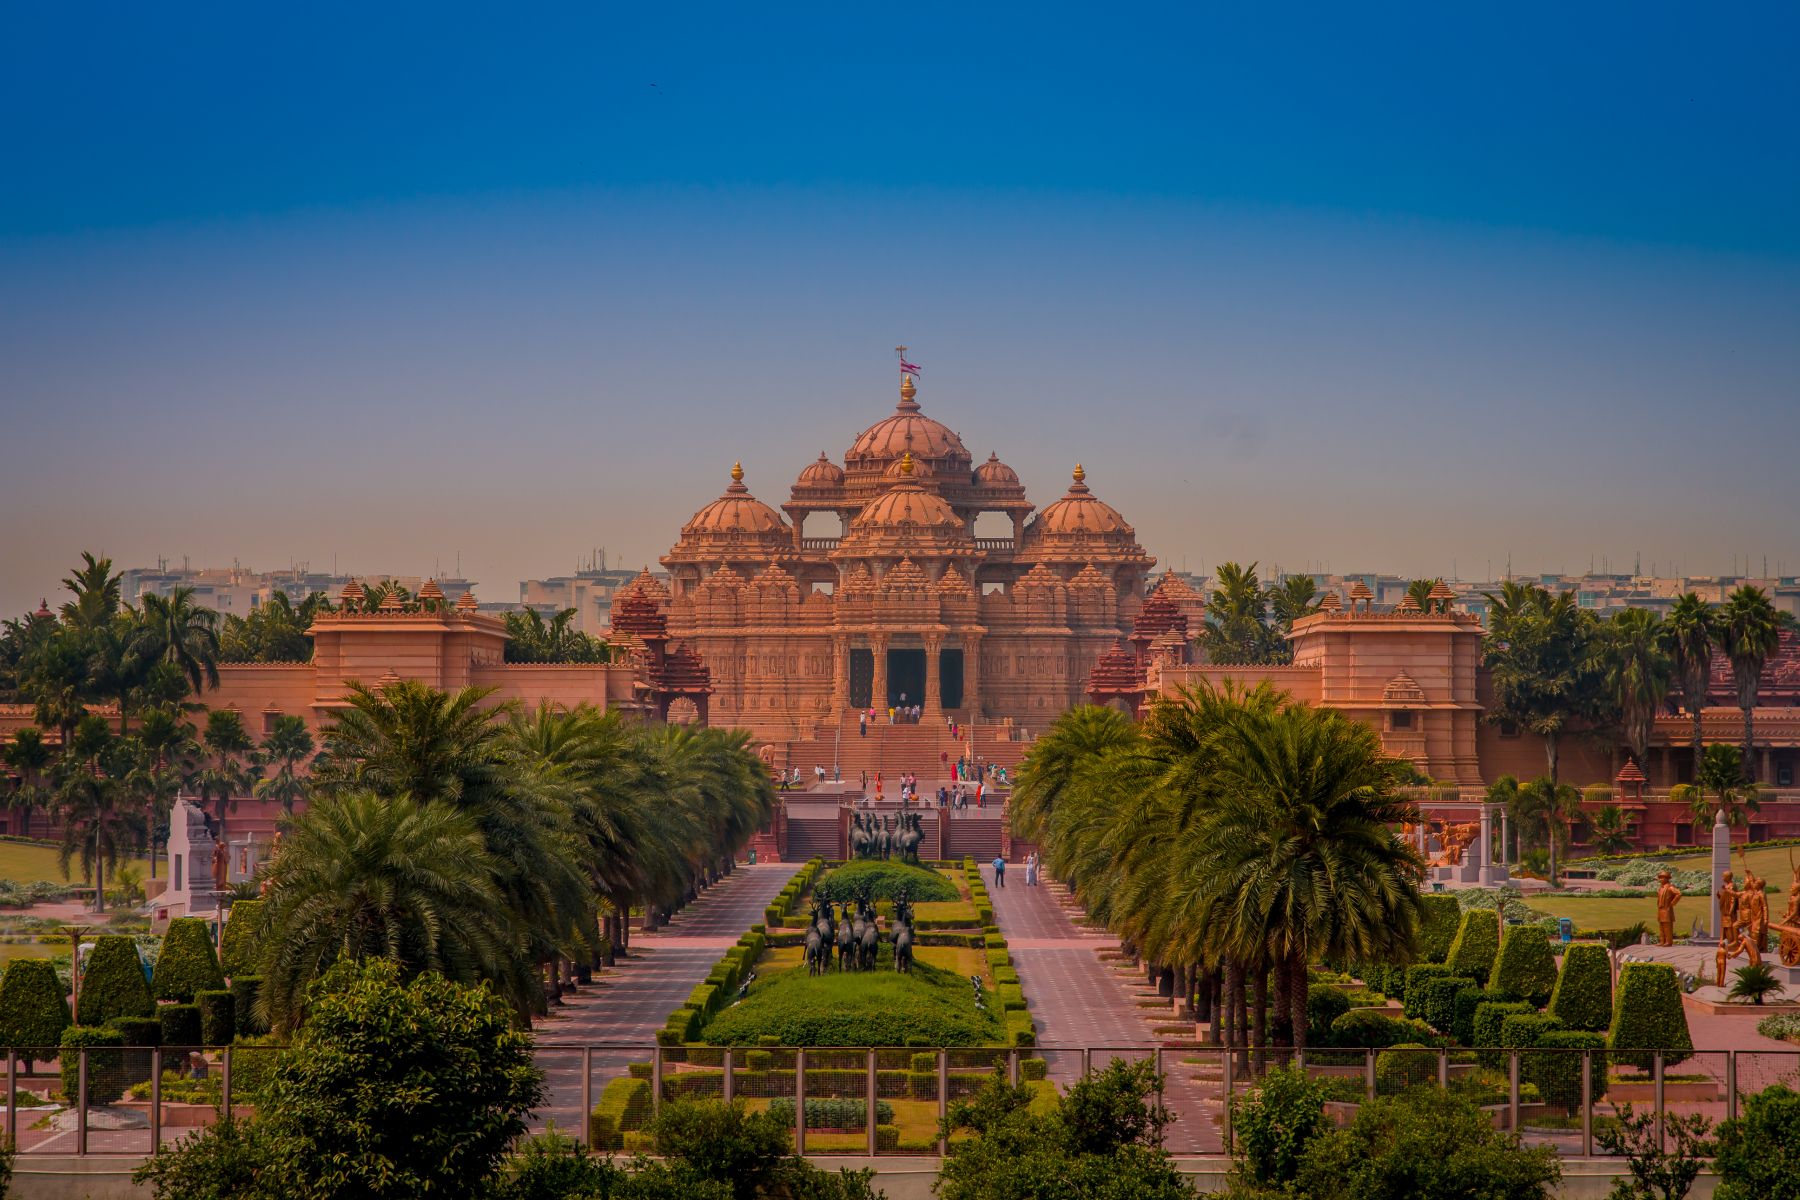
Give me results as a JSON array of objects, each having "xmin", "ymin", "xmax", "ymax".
[
  {"xmin": 1712, "ymin": 1082, "xmax": 1800, "ymax": 1200},
  {"xmin": 195, "ymin": 707, "xmax": 258, "ymax": 838},
  {"xmin": 1719, "ymin": 585, "xmax": 1790, "ymax": 782},
  {"xmin": 1482, "ymin": 582, "xmax": 1600, "ymax": 783},
  {"xmin": 58, "ymin": 552, "xmax": 123, "ymax": 631},
  {"xmin": 1587, "ymin": 804, "xmax": 1635, "ymax": 856},
  {"xmin": 502, "ymin": 608, "xmax": 611, "ymax": 664},
  {"xmin": 1601, "ymin": 608, "xmax": 1673, "ymax": 768},
  {"xmin": 254, "ymin": 715, "xmax": 315, "ymax": 814},
  {"xmin": 55, "ymin": 716, "xmax": 146, "ymax": 912},
  {"xmin": 134, "ymin": 586, "xmax": 222, "ymax": 696},
  {"xmin": 2, "ymin": 726, "xmax": 55, "ymax": 840},
  {"xmin": 1663, "ymin": 593, "xmax": 1717, "ymax": 784},
  {"xmin": 256, "ymin": 791, "xmax": 512, "ymax": 1032},
  {"xmin": 1199, "ymin": 561, "xmax": 1279, "ymax": 665},
  {"xmin": 1490, "ymin": 775, "xmax": 1581, "ymax": 886},
  {"xmin": 1689, "ymin": 744, "xmax": 1760, "ymax": 831}
]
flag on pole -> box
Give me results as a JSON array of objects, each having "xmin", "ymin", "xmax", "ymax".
[{"xmin": 899, "ymin": 360, "xmax": 922, "ymax": 375}]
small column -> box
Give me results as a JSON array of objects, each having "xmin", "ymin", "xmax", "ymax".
[
  {"xmin": 870, "ymin": 635, "xmax": 889, "ymax": 713},
  {"xmin": 963, "ymin": 637, "xmax": 982, "ymax": 720},
  {"xmin": 924, "ymin": 635, "xmax": 944, "ymax": 719},
  {"xmin": 1477, "ymin": 805, "xmax": 1494, "ymax": 886},
  {"xmin": 1499, "ymin": 812, "xmax": 1509, "ymax": 867},
  {"xmin": 830, "ymin": 636, "xmax": 848, "ymax": 712},
  {"xmin": 1705, "ymin": 810, "xmax": 1730, "ymax": 942}
]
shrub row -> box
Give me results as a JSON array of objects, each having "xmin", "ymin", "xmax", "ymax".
[
  {"xmin": 658, "ymin": 923, "xmax": 771, "ymax": 1045},
  {"xmin": 764, "ymin": 858, "xmax": 827, "ymax": 928}
]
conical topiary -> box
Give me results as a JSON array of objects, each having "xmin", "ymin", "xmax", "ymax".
[
  {"xmin": 1547, "ymin": 943, "xmax": 1613, "ymax": 1032},
  {"xmin": 151, "ymin": 917, "xmax": 226, "ymax": 1003},
  {"xmin": 1491, "ymin": 926, "xmax": 1558, "ymax": 1008},
  {"xmin": 77, "ymin": 935, "xmax": 154, "ymax": 1026},
  {"xmin": 1446, "ymin": 909, "xmax": 1501, "ymax": 985},
  {"xmin": 0, "ymin": 958, "xmax": 71, "ymax": 1064}
]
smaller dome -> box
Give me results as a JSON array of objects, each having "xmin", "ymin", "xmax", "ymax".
[
  {"xmin": 974, "ymin": 452, "xmax": 1020, "ymax": 487},
  {"xmin": 885, "ymin": 452, "xmax": 936, "ymax": 482},
  {"xmin": 1033, "ymin": 465, "xmax": 1131, "ymax": 535},
  {"xmin": 417, "ymin": 579, "xmax": 445, "ymax": 602},
  {"xmin": 455, "ymin": 589, "xmax": 478, "ymax": 612},
  {"xmin": 683, "ymin": 463, "xmax": 790, "ymax": 536},
  {"xmin": 795, "ymin": 452, "xmax": 845, "ymax": 489}
]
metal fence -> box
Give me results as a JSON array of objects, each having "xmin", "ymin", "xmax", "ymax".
[{"xmin": 7, "ymin": 1042, "xmax": 1798, "ymax": 1159}]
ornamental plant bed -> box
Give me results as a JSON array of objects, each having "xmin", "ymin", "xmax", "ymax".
[{"xmin": 1606, "ymin": 1079, "xmax": 1722, "ymax": 1103}]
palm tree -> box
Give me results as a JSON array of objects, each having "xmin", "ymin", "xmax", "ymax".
[
  {"xmin": 1601, "ymin": 608, "xmax": 1673, "ymax": 768},
  {"xmin": 127, "ymin": 705, "xmax": 199, "ymax": 877},
  {"xmin": 1010, "ymin": 705, "xmax": 1140, "ymax": 845},
  {"xmin": 1586, "ymin": 804, "xmax": 1634, "ymax": 856},
  {"xmin": 1199, "ymin": 562, "xmax": 1274, "ymax": 665},
  {"xmin": 134, "ymin": 588, "xmax": 221, "ymax": 696},
  {"xmin": 58, "ymin": 553, "xmax": 122, "ymax": 631},
  {"xmin": 2, "ymin": 727, "xmax": 55, "ymax": 840},
  {"xmin": 1719, "ymin": 586, "xmax": 1788, "ymax": 782},
  {"xmin": 1501, "ymin": 776, "xmax": 1582, "ymax": 885},
  {"xmin": 1692, "ymin": 743, "xmax": 1759, "ymax": 830},
  {"xmin": 54, "ymin": 717, "xmax": 146, "ymax": 912},
  {"xmin": 1481, "ymin": 583, "xmax": 1598, "ymax": 782},
  {"xmin": 1405, "ymin": 579, "xmax": 1438, "ymax": 612},
  {"xmin": 1264, "ymin": 577, "xmax": 1322, "ymax": 654},
  {"xmin": 254, "ymin": 714, "xmax": 315, "ymax": 814},
  {"xmin": 256, "ymin": 790, "xmax": 512, "ymax": 1033},
  {"xmin": 1663, "ymin": 593, "xmax": 1717, "ymax": 783},
  {"xmin": 195, "ymin": 708, "xmax": 258, "ymax": 840}
]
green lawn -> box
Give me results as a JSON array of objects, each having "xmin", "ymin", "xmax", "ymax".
[
  {"xmin": 1658, "ymin": 844, "xmax": 1796, "ymax": 884},
  {"xmin": 0, "ymin": 840, "xmax": 152, "ymax": 886},
  {"xmin": 1521, "ymin": 894, "xmax": 1659, "ymax": 930}
]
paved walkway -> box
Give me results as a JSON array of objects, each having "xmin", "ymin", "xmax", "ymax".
[
  {"xmin": 530, "ymin": 862, "xmax": 800, "ymax": 1134},
  {"xmin": 983, "ymin": 865, "xmax": 1223, "ymax": 1153}
]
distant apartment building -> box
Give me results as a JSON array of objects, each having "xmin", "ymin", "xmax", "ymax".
[
  {"xmin": 120, "ymin": 560, "xmax": 478, "ymax": 615},
  {"xmin": 519, "ymin": 559, "xmax": 669, "ymax": 637}
]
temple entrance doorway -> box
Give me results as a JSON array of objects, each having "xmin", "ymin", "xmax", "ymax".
[
  {"xmin": 938, "ymin": 648, "xmax": 964, "ymax": 710},
  {"xmin": 887, "ymin": 649, "xmax": 925, "ymax": 709},
  {"xmin": 848, "ymin": 649, "xmax": 873, "ymax": 710}
]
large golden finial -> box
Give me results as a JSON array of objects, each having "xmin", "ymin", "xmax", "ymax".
[
  {"xmin": 731, "ymin": 460, "xmax": 744, "ymax": 483},
  {"xmin": 899, "ymin": 451, "xmax": 915, "ymax": 476},
  {"xmin": 899, "ymin": 374, "xmax": 918, "ymax": 410},
  {"xmin": 1073, "ymin": 463, "xmax": 1085, "ymax": 483}
]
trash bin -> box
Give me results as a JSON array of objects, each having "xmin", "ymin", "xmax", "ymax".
[
  {"xmin": 1557, "ymin": 917, "xmax": 1573, "ymax": 943},
  {"xmin": 748, "ymin": 848, "xmax": 758, "ymax": 865}
]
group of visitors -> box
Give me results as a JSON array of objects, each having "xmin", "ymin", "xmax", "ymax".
[
  {"xmin": 989, "ymin": 852, "xmax": 1040, "ymax": 889},
  {"xmin": 857, "ymin": 697, "xmax": 929, "ymax": 733}
]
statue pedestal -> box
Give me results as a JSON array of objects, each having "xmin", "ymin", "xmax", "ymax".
[{"xmin": 1774, "ymin": 962, "xmax": 1800, "ymax": 989}]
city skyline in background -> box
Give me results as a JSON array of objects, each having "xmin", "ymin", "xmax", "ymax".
[{"xmin": 4, "ymin": 5, "xmax": 1797, "ymax": 618}]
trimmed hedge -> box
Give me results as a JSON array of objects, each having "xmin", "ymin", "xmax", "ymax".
[
  {"xmin": 1609, "ymin": 962, "xmax": 1694, "ymax": 1070},
  {"xmin": 1419, "ymin": 894, "xmax": 1462, "ymax": 963},
  {"xmin": 1529, "ymin": 1029, "xmax": 1607, "ymax": 1110},
  {"xmin": 105, "ymin": 1015, "xmax": 161, "ymax": 1046},
  {"xmin": 1402, "ymin": 965, "xmax": 1454, "ymax": 1020},
  {"xmin": 77, "ymin": 935, "xmax": 153, "ymax": 1026},
  {"xmin": 1472, "ymin": 1001, "xmax": 1535, "ymax": 1069},
  {"xmin": 1418, "ymin": 975, "xmax": 1476, "ymax": 1035},
  {"xmin": 1446, "ymin": 910, "xmax": 1501, "ymax": 985},
  {"xmin": 0, "ymin": 957, "xmax": 71, "ymax": 1057},
  {"xmin": 230, "ymin": 975, "xmax": 268, "ymax": 1037},
  {"xmin": 1451, "ymin": 986, "xmax": 1491, "ymax": 1046},
  {"xmin": 589, "ymin": 1076, "xmax": 652, "ymax": 1150},
  {"xmin": 1498, "ymin": 1012, "xmax": 1562, "ymax": 1053},
  {"xmin": 197, "ymin": 989, "xmax": 236, "ymax": 1046},
  {"xmin": 60, "ymin": 1025, "xmax": 128, "ymax": 1105},
  {"xmin": 218, "ymin": 899, "xmax": 263, "ymax": 977},
  {"xmin": 1492, "ymin": 927, "xmax": 1558, "ymax": 1008},
  {"xmin": 814, "ymin": 860, "xmax": 959, "ymax": 903},
  {"xmin": 1328, "ymin": 1010, "xmax": 1435, "ymax": 1049},
  {"xmin": 151, "ymin": 918, "xmax": 226, "ymax": 1003},
  {"xmin": 1547, "ymin": 944, "xmax": 1612, "ymax": 1032},
  {"xmin": 159, "ymin": 1003, "xmax": 202, "ymax": 1047},
  {"xmin": 1307, "ymin": 983, "xmax": 1353, "ymax": 1038},
  {"xmin": 1375, "ymin": 1043, "xmax": 1437, "ymax": 1093},
  {"xmin": 766, "ymin": 1096, "xmax": 896, "ymax": 1129}
]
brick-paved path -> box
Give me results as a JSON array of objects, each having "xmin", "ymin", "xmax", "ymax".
[
  {"xmin": 531, "ymin": 862, "xmax": 800, "ymax": 1134},
  {"xmin": 983, "ymin": 865, "xmax": 1224, "ymax": 1153}
]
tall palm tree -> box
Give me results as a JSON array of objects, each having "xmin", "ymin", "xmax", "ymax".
[
  {"xmin": 2, "ymin": 727, "xmax": 55, "ymax": 840},
  {"xmin": 1405, "ymin": 579, "xmax": 1438, "ymax": 612},
  {"xmin": 256, "ymin": 790, "xmax": 512, "ymax": 1033},
  {"xmin": 195, "ymin": 708, "xmax": 258, "ymax": 840},
  {"xmin": 1663, "ymin": 593, "xmax": 1717, "ymax": 783},
  {"xmin": 1496, "ymin": 775, "xmax": 1581, "ymax": 885},
  {"xmin": 58, "ymin": 553, "xmax": 122, "ymax": 631},
  {"xmin": 134, "ymin": 588, "xmax": 221, "ymax": 696},
  {"xmin": 1010, "ymin": 705, "xmax": 1140, "ymax": 845},
  {"xmin": 1719, "ymin": 586, "xmax": 1787, "ymax": 782},
  {"xmin": 254, "ymin": 714, "xmax": 316, "ymax": 814},
  {"xmin": 1601, "ymin": 608, "xmax": 1673, "ymax": 768},
  {"xmin": 1481, "ymin": 584, "xmax": 1597, "ymax": 782},
  {"xmin": 54, "ymin": 717, "xmax": 146, "ymax": 913},
  {"xmin": 1199, "ymin": 562, "xmax": 1274, "ymax": 665},
  {"xmin": 128, "ymin": 705, "xmax": 199, "ymax": 878}
]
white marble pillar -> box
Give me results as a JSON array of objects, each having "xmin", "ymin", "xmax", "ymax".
[{"xmin": 1706, "ymin": 810, "xmax": 1730, "ymax": 942}]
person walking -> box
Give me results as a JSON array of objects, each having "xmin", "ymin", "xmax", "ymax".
[
  {"xmin": 860, "ymin": 710, "xmax": 868, "ymax": 737},
  {"xmin": 1026, "ymin": 852, "xmax": 1038, "ymax": 886},
  {"xmin": 992, "ymin": 854, "xmax": 1006, "ymax": 889}
]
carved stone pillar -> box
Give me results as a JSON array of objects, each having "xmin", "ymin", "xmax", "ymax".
[
  {"xmin": 924, "ymin": 634, "xmax": 944, "ymax": 719},
  {"xmin": 830, "ymin": 635, "xmax": 848, "ymax": 713},
  {"xmin": 963, "ymin": 636, "xmax": 982, "ymax": 720},
  {"xmin": 870, "ymin": 634, "xmax": 889, "ymax": 714}
]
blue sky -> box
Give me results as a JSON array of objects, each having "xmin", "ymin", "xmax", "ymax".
[{"xmin": 3, "ymin": 4, "xmax": 1797, "ymax": 611}]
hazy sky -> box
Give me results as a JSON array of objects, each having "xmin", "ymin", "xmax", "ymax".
[{"xmin": 4, "ymin": 5, "xmax": 1797, "ymax": 615}]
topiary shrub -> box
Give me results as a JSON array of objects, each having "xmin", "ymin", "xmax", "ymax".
[
  {"xmin": 1374, "ymin": 1043, "xmax": 1437, "ymax": 1094},
  {"xmin": 1498, "ymin": 1012, "xmax": 1561, "ymax": 1052},
  {"xmin": 218, "ymin": 899, "xmax": 263, "ymax": 977},
  {"xmin": 1307, "ymin": 983, "xmax": 1353, "ymax": 1038},
  {"xmin": 1527, "ymin": 1029, "xmax": 1606, "ymax": 1111},
  {"xmin": 1401, "ymin": 965, "xmax": 1453, "ymax": 1020},
  {"xmin": 1328, "ymin": 1010, "xmax": 1435, "ymax": 1049},
  {"xmin": 1547, "ymin": 944, "xmax": 1613, "ymax": 1032},
  {"xmin": 1491, "ymin": 927, "xmax": 1558, "ymax": 1008},
  {"xmin": 105, "ymin": 1015, "xmax": 161, "ymax": 1046},
  {"xmin": 230, "ymin": 974, "xmax": 268, "ymax": 1036},
  {"xmin": 152, "ymin": 918, "xmax": 226, "ymax": 1003},
  {"xmin": 813, "ymin": 860, "xmax": 960, "ymax": 903},
  {"xmin": 1418, "ymin": 975, "xmax": 1476, "ymax": 1035},
  {"xmin": 1608, "ymin": 963, "xmax": 1693, "ymax": 1071},
  {"xmin": 60, "ymin": 1024, "xmax": 129, "ymax": 1105},
  {"xmin": 0, "ymin": 958, "xmax": 71, "ymax": 1062},
  {"xmin": 589, "ymin": 1076, "xmax": 652, "ymax": 1150},
  {"xmin": 159, "ymin": 1003, "xmax": 202, "ymax": 1047},
  {"xmin": 197, "ymin": 990, "xmax": 236, "ymax": 1046},
  {"xmin": 1450, "ymin": 986, "xmax": 1490, "ymax": 1046},
  {"xmin": 77, "ymin": 935, "xmax": 153, "ymax": 1026},
  {"xmin": 1472, "ymin": 1001, "xmax": 1534, "ymax": 1069},
  {"xmin": 1418, "ymin": 895, "xmax": 1462, "ymax": 963},
  {"xmin": 1446, "ymin": 910, "xmax": 1501, "ymax": 985}
]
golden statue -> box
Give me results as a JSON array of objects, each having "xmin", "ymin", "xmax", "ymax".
[
  {"xmin": 1715, "ymin": 869, "xmax": 1762, "ymax": 985},
  {"xmin": 1777, "ymin": 856, "xmax": 1800, "ymax": 968},
  {"xmin": 1655, "ymin": 871, "xmax": 1681, "ymax": 948},
  {"xmin": 1431, "ymin": 822, "xmax": 1478, "ymax": 868},
  {"xmin": 1717, "ymin": 871, "xmax": 1740, "ymax": 941}
]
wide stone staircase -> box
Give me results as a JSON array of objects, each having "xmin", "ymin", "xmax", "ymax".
[{"xmin": 777, "ymin": 713, "xmax": 1034, "ymax": 784}]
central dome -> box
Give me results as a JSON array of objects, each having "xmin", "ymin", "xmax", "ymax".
[{"xmin": 846, "ymin": 376, "xmax": 969, "ymax": 466}]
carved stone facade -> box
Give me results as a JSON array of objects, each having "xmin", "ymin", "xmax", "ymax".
[{"xmin": 643, "ymin": 375, "xmax": 1158, "ymax": 740}]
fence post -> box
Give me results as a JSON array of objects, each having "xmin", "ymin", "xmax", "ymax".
[
  {"xmin": 222, "ymin": 1044, "xmax": 233, "ymax": 1115},
  {"xmin": 866, "ymin": 1049, "xmax": 879, "ymax": 1157},
  {"xmin": 651, "ymin": 1045, "xmax": 664, "ymax": 1117},
  {"xmin": 1438, "ymin": 1047, "xmax": 1449, "ymax": 1090},
  {"xmin": 1726, "ymin": 1050, "xmax": 1737, "ymax": 1123},
  {"xmin": 77, "ymin": 1048, "xmax": 89, "ymax": 1157},
  {"xmin": 4, "ymin": 1049, "xmax": 14, "ymax": 1148},
  {"xmin": 1581, "ymin": 1048, "xmax": 1592, "ymax": 1157},
  {"xmin": 151, "ymin": 1047, "xmax": 163, "ymax": 1154},
  {"xmin": 1223, "ymin": 1045, "xmax": 1235, "ymax": 1157},
  {"xmin": 1008, "ymin": 1049, "xmax": 1019, "ymax": 1087},
  {"xmin": 1081, "ymin": 1047, "xmax": 1092, "ymax": 1079},
  {"xmin": 582, "ymin": 1047, "xmax": 595, "ymax": 1144},
  {"xmin": 1507, "ymin": 1050, "xmax": 1520, "ymax": 1137},
  {"xmin": 1654, "ymin": 1051, "xmax": 1665, "ymax": 1153},
  {"xmin": 1365, "ymin": 1049, "xmax": 1375, "ymax": 1100},
  {"xmin": 937, "ymin": 1050, "xmax": 949, "ymax": 1157},
  {"xmin": 795, "ymin": 1048, "xmax": 807, "ymax": 1155},
  {"xmin": 721, "ymin": 1047, "xmax": 733, "ymax": 1106}
]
